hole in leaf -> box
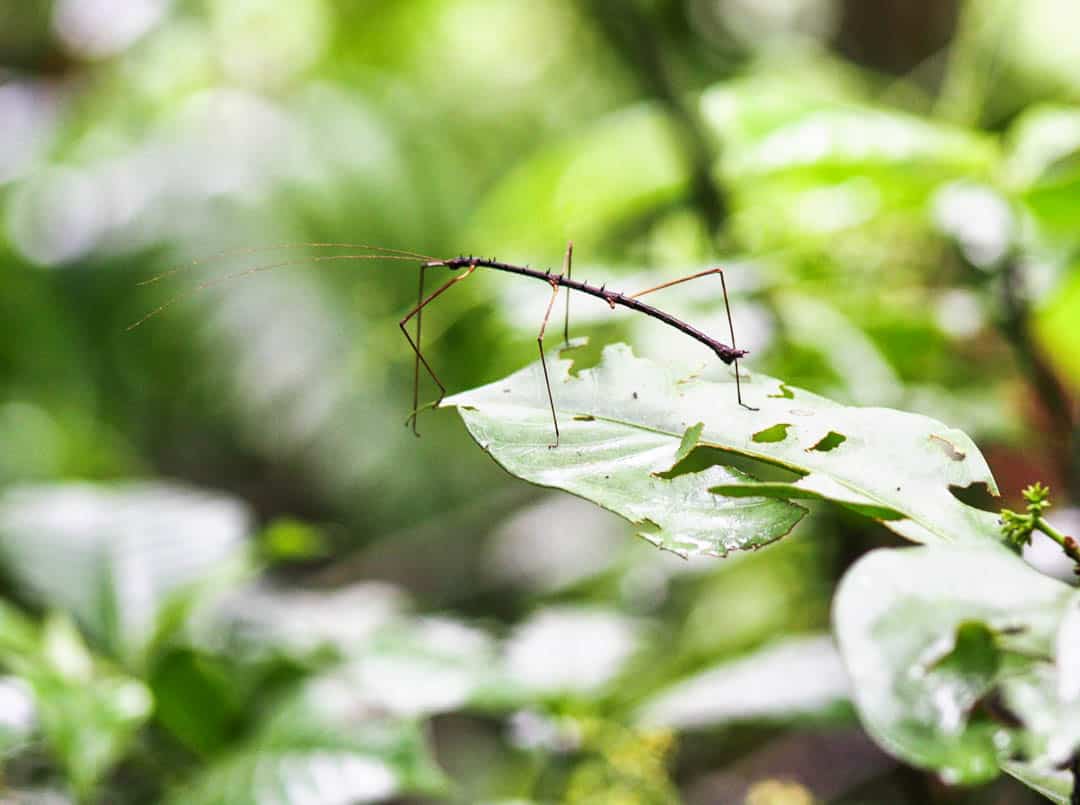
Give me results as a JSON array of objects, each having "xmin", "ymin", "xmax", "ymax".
[
  {"xmin": 928, "ymin": 621, "xmax": 1000, "ymax": 678},
  {"xmin": 752, "ymin": 423, "xmax": 791, "ymax": 443},
  {"xmin": 561, "ymin": 337, "xmax": 604, "ymax": 378},
  {"xmin": 809, "ymin": 431, "xmax": 846, "ymax": 452},
  {"xmin": 769, "ymin": 383, "xmax": 795, "ymax": 399},
  {"xmin": 930, "ymin": 434, "xmax": 966, "ymax": 461},
  {"xmin": 949, "ymin": 482, "xmax": 1000, "ymax": 512},
  {"xmin": 658, "ymin": 446, "xmax": 805, "ymax": 483},
  {"xmin": 675, "ymin": 422, "xmax": 704, "ymax": 463}
]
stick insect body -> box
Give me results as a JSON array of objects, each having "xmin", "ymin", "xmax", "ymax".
[
  {"xmin": 405, "ymin": 242, "xmax": 755, "ymax": 448},
  {"xmin": 131, "ymin": 242, "xmax": 755, "ymax": 449}
]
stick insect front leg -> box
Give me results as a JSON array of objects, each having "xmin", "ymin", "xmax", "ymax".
[
  {"xmin": 399, "ymin": 262, "xmax": 477, "ymax": 435},
  {"xmin": 629, "ymin": 267, "xmax": 758, "ymax": 411}
]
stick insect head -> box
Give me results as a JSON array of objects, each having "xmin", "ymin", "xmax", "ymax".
[{"xmin": 426, "ymin": 256, "xmax": 475, "ymax": 272}]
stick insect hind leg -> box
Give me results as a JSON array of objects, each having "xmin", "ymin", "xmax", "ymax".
[
  {"xmin": 629, "ymin": 267, "xmax": 758, "ymax": 411},
  {"xmin": 537, "ymin": 278, "xmax": 563, "ymax": 449},
  {"xmin": 399, "ymin": 262, "xmax": 477, "ymax": 436}
]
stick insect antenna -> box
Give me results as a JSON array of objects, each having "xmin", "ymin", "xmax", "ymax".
[
  {"xmin": 125, "ymin": 253, "xmax": 422, "ymax": 331},
  {"xmin": 137, "ymin": 243, "xmax": 438, "ymax": 287}
]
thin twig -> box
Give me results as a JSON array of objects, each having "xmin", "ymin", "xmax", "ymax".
[
  {"xmin": 997, "ymin": 254, "xmax": 1077, "ymax": 495},
  {"xmin": 579, "ymin": 0, "xmax": 727, "ymax": 234},
  {"xmin": 1033, "ymin": 515, "xmax": 1080, "ymax": 567}
]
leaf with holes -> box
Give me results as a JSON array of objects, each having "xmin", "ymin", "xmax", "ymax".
[
  {"xmin": 442, "ymin": 342, "xmax": 1001, "ymax": 551},
  {"xmin": 834, "ymin": 545, "xmax": 1080, "ymax": 790},
  {"xmin": 441, "ymin": 343, "xmax": 806, "ymax": 558}
]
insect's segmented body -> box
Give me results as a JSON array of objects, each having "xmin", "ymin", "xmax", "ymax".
[{"xmin": 432, "ymin": 256, "xmax": 747, "ymax": 365}]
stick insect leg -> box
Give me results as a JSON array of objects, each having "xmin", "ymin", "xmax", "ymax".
[
  {"xmin": 399, "ymin": 263, "xmax": 477, "ymax": 435},
  {"xmin": 562, "ymin": 241, "xmax": 573, "ymax": 346},
  {"xmin": 410, "ymin": 265, "xmax": 427, "ymax": 437},
  {"xmin": 538, "ymin": 281, "xmax": 562, "ymax": 448},
  {"xmin": 629, "ymin": 267, "xmax": 758, "ymax": 411}
]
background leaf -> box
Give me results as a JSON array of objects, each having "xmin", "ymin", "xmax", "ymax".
[
  {"xmin": 0, "ymin": 483, "xmax": 252, "ymax": 666},
  {"xmin": 833, "ymin": 545, "xmax": 1079, "ymax": 786}
]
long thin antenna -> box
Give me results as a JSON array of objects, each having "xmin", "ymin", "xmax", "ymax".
[
  {"xmin": 137, "ymin": 242, "xmax": 439, "ymax": 287},
  {"xmin": 126, "ymin": 253, "xmax": 421, "ymax": 331}
]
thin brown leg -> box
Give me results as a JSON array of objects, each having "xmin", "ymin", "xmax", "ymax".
[
  {"xmin": 538, "ymin": 281, "xmax": 562, "ymax": 448},
  {"xmin": 411, "ymin": 265, "xmax": 427, "ymax": 436},
  {"xmin": 562, "ymin": 241, "xmax": 574, "ymax": 346},
  {"xmin": 717, "ymin": 270, "xmax": 757, "ymax": 411},
  {"xmin": 629, "ymin": 267, "xmax": 757, "ymax": 411},
  {"xmin": 399, "ymin": 263, "xmax": 477, "ymax": 435}
]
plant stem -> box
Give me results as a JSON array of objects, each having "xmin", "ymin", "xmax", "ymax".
[
  {"xmin": 579, "ymin": 0, "xmax": 727, "ymax": 234},
  {"xmin": 1033, "ymin": 516, "xmax": 1080, "ymax": 566},
  {"xmin": 997, "ymin": 254, "xmax": 1078, "ymax": 498}
]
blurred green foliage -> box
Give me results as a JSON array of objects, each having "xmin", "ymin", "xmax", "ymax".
[{"xmin": 1, "ymin": 0, "xmax": 1079, "ymax": 802}]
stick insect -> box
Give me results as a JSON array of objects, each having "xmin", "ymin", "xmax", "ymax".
[{"xmin": 130, "ymin": 241, "xmax": 755, "ymax": 448}]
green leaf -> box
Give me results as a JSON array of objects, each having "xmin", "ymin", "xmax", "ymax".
[
  {"xmin": 0, "ymin": 676, "xmax": 36, "ymax": 756},
  {"xmin": 1005, "ymin": 106, "xmax": 1080, "ymax": 245},
  {"xmin": 1036, "ymin": 261, "xmax": 1080, "ymax": 391},
  {"xmin": 0, "ymin": 482, "xmax": 252, "ymax": 666},
  {"xmin": 148, "ymin": 648, "xmax": 243, "ymax": 756},
  {"xmin": 443, "ymin": 342, "xmax": 1001, "ymax": 551},
  {"xmin": 724, "ymin": 107, "xmax": 998, "ymax": 180},
  {"xmin": 1002, "ymin": 760, "xmax": 1074, "ymax": 804},
  {"xmin": 833, "ymin": 545, "xmax": 1079, "ymax": 786},
  {"xmin": 27, "ymin": 615, "xmax": 152, "ymax": 798},
  {"xmin": 636, "ymin": 634, "xmax": 850, "ymax": 729},
  {"xmin": 467, "ymin": 104, "xmax": 686, "ymax": 255},
  {"xmin": 309, "ymin": 615, "xmax": 519, "ymax": 716},
  {"xmin": 442, "ymin": 343, "xmax": 805, "ymax": 557},
  {"xmin": 1004, "ymin": 105, "xmax": 1080, "ymax": 189},
  {"xmin": 170, "ymin": 673, "xmax": 448, "ymax": 805}
]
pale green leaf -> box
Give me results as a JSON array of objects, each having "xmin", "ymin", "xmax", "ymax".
[
  {"xmin": 0, "ymin": 483, "xmax": 251, "ymax": 665},
  {"xmin": 467, "ymin": 105, "xmax": 685, "ymax": 255},
  {"xmin": 833, "ymin": 545, "xmax": 1079, "ymax": 787},
  {"xmin": 724, "ymin": 107, "xmax": 998, "ymax": 180},
  {"xmin": 443, "ymin": 342, "xmax": 1001, "ymax": 551},
  {"xmin": 1003, "ymin": 105, "xmax": 1080, "ymax": 189},
  {"xmin": 10, "ymin": 614, "xmax": 152, "ymax": 799},
  {"xmin": 442, "ymin": 343, "xmax": 805, "ymax": 557},
  {"xmin": 1002, "ymin": 760, "xmax": 1074, "ymax": 804},
  {"xmin": 636, "ymin": 634, "xmax": 850, "ymax": 730},
  {"xmin": 170, "ymin": 675, "xmax": 448, "ymax": 805}
]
